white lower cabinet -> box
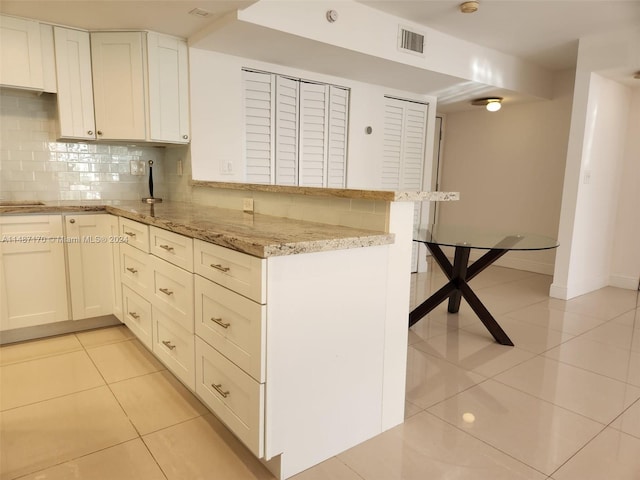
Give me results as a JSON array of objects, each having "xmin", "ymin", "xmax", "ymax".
[
  {"xmin": 195, "ymin": 336, "xmax": 265, "ymax": 457},
  {"xmin": 122, "ymin": 285, "xmax": 152, "ymax": 349},
  {"xmin": 152, "ymin": 306, "xmax": 195, "ymax": 389},
  {"xmin": 0, "ymin": 215, "xmax": 68, "ymax": 330},
  {"xmin": 65, "ymin": 214, "xmax": 117, "ymax": 320}
]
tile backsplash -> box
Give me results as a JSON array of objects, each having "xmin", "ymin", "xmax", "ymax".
[{"xmin": 0, "ymin": 90, "xmax": 165, "ymax": 202}]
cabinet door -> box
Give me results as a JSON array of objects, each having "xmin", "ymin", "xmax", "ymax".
[
  {"xmin": 54, "ymin": 27, "xmax": 96, "ymax": 140},
  {"xmin": 0, "ymin": 15, "xmax": 43, "ymax": 90},
  {"xmin": 65, "ymin": 214, "xmax": 115, "ymax": 320},
  {"xmin": 147, "ymin": 32, "xmax": 190, "ymax": 144},
  {"xmin": 0, "ymin": 215, "xmax": 68, "ymax": 330},
  {"xmin": 108, "ymin": 215, "xmax": 123, "ymax": 321},
  {"xmin": 90, "ymin": 31, "xmax": 147, "ymax": 141}
]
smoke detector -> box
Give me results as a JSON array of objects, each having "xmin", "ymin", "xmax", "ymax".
[
  {"xmin": 459, "ymin": 1, "xmax": 479, "ymax": 13},
  {"xmin": 189, "ymin": 8, "xmax": 212, "ymax": 18}
]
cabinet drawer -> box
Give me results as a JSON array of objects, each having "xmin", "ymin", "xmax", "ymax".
[
  {"xmin": 153, "ymin": 306, "xmax": 195, "ymax": 390},
  {"xmin": 195, "ymin": 336, "xmax": 264, "ymax": 458},
  {"xmin": 150, "ymin": 226, "xmax": 193, "ymax": 271},
  {"xmin": 151, "ymin": 256, "xmax": 194, "ymax": 331},
  {"xmin": 120, "ymin": 243, "xmax": 152, "ymax": 299},
  {"xmin": 194, "ymin": 240, "xmax": 265, "ymax": 304},
  {"xmin": 122, "ymin": 285, "xmax": 152, "ymax": 349},
  {"xmin": 195, "ymin": 276, "xmax": 265, "ymax": 382},
  {"xmin": 120, "ymin": 217, "xmax": 149, "ymax": 253}
]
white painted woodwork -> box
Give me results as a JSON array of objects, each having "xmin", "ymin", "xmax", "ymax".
[
  {"xmin": 0, "ymin": 15, "xmax": 43, "ymax": 90},
  {"xmin": 40, "ymin": 24, "xmax": 57, "ymax": 93},
  {"xmin": 147, "ymin": 31, "xmax": 190, "ymax": 144},
  {"xmin": 194, "ymin": 240, "xmax": 266, "ymax": 304},
  {"xmin": 53, "ymin": 26, "xmax": 96, "ymax": 140},
  {"xmin": 195, "ymin": 275, "xmax": 266, "ymax": 382},
  {"xmin": 120, "ymin": 217, "xmax": 149, "ymax": 253},
  {"xmin": 263, "ymin": 245, "xmax": 391, "ymax": 478},
  {"xmin": 108, "ymin": 216, "xmax": 123, "ymax": 321},
  {"xmin": 153, "ymin": 305, "xmax": 195, "ymax": 389},
  {"xmin": 120, "ymin": 242, "xmax": 153, "ymax": 301},
  {"xmin": 150, "ymin": 255, "xmax": 194, "ymax": 331},
  {"xmin": 0, "ymin": 215, "xmax": 68, "ymax": 330},
  {"xmin": 65, "ymin": 214, "xmax": 116, "ymax": 320},
  {"xmin": 195, "ymin": 335, "xmax": 265, "ymax": 458},
  {"xmin": 243, "ymin": 69, "xmax": 275, "ymax": 184},
  {"xmin": 274, "ymin": 75, "xmax": 299, "ymax": 185},
  {"xmin": 149, "ymin": 226, "xmax": 194, "ymax": 271},
  {"xmin": 90, "ymin": 31, "xmax": 147, "ymax": 141},
  {"xmin": 122, "ymin": 285, "xmax": 152, "ymax": 349}
]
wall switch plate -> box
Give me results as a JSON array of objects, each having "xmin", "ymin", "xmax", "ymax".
[
  {"xmin": 130, "ymin": 160, "xmax": 145, "ymax": 176},
  {"xmin": 243, "ymin": 198, "xmax": 254, "ymax": 213},
  {"xmin": 221, "ymin": 160, "xmax": 234, "ymax": 174}
]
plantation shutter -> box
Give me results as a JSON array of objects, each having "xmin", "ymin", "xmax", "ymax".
[
  {"xmin": 326, "ymin": 86, "xmax": 349, "ymax": 188},
  {"xmin": 243, "ymin": 70, "xmax": 275, "ymax": 184},
  {"xmin": 299, "ymin": 82, "xmax": 328, "ymax": 187},
  {"xmin": 274, "ymin": 76, "xmax": 299, "ymax": 185},
  {"xmin": 382, "ymin": 97, "xmax": 429, "ymax": 271}
]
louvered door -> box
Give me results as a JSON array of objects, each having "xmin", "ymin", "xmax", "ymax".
[
  {"xmin": 244, "ymin": 70, "xmax": 275, "ymax": 184},
  {"xmin": 382, "ymin": 97, "xmax": 429, "ymax": 271}
]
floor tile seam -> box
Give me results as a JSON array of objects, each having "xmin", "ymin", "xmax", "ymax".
[
  {"xmin": 544, "ymin": 332, "xmax": 640, "ymax": 360},
  {"xmin": 9, "ymin": 438, "xmax": 148, "ymax": 480},
  {"xmin": 104, "ymin": 366, "xmax": 169, "ymax": 386},
  {"xmin": 603, "ymin": 396, "xmax": 640, "ymax": 440},
  {"xmin": 406, "ymin": 342, "xmax": 493, "ymax": 379},
  {"xmin": 76, "ymin": 336, "xmax": 138, "ymax": 350},
  {"xmin": 543, "ymin": 302, "xmax": 615, "ymax": 322},
  {"xmin": 411, "ymin": 377, "xmax": 493, "ymax": 411},
  {"xmin": 138, "ymin": 410, "xmax": 210, "ymax": 439},
  {"xmin": 539, "ymin": 351, "xmax": 639, "ymax": 386},
  {"xmin": 0, "ymin": 383, "xmax": 109, "ymax": 414},
  {"xmin": 0, "ymin": 345, "xmax": 86, "ymax": 368},
  {"xmin": 420, "ymin": 409, "xmax": 551, "ymax": 478},
  {"xmin": 488, "ymin": 370, "xmax": 637, "ymax": 426},
  {"xmin": 546, "ymin": 422, "xmax": 610, "ymax": 478},
  {"xmin": 137, "ymin": 433, "xmax": 171, "ymax": 480}
]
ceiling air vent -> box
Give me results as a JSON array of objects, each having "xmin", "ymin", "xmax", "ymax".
[{"xmin": 398, "ymin": 26, "xmax": 425, "ymax": 55}]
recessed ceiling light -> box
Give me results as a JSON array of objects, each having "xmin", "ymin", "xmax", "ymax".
[{"xmin": 189, "ymin": 7, "xmax": 212, "ymax": 18}]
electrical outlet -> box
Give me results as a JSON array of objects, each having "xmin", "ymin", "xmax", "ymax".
[
  {"xmin": 220, "ymin": 160, "xmax": 234, "ymax": 174},
  {"xmin": 130, "ymin": 160, "xmax": 145, "ymax": 176},
  {"xmin": 243, "ymin": 198, "xmax": 254, "ymax": 213}
]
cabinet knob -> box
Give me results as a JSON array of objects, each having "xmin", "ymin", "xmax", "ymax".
[
  {"xmin": 69, "ymin": 219, "xmax": 75, "ymax": 224},
  {"xmin": 96, "ymin": 130, "xmax": 103, "ymax": 136},
  {"xmin": 182, "ymin": 134, "xmax": 189, "ymax": 140},
  {"xmin": 87, "ymin": 130, "xmax": 93, "ymax": 135}
]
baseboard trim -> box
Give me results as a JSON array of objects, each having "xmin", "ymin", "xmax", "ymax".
[{"xmin": 0, "ymin": 315, "xmax": 122, "ymax": 345}]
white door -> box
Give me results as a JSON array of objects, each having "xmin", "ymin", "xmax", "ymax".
[{"xmin": 382, "ymin": 96, "xmax": 429, "ymax": 272}]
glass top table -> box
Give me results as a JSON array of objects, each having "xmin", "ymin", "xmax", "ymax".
[{"xmin": 411, "ymin": 225, "xmax": 559, "ymax": 346}]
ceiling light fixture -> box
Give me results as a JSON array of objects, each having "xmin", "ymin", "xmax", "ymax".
[
  {"xmin": 189, "ymin": 7, "xmax": 211, "ymax": 18},
  {"xmin": 459, "ymin": 1, "xmax": 479, "ymax": 13},
  {"xmin": 471, "ymin": 97, "xmax": 503, "ymax": 112}
]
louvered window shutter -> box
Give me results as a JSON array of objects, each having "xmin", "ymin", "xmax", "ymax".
[
  {"xmin": 327, "ymin": 86, "xmax": 349, "ymax": 188},
  {"xmin": 299, "ymin": 82, "xmax": 328, "ymax": 187},
  {"xmin": 243, "ymin": 70, "xmax": 275, "ymax": 184},
  {"xmin": 275, "ymin": 76, "xmax": 299, "ymax": 185}
]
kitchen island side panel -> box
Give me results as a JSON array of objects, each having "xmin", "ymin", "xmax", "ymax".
[{"xmin": 264, "ymin": 244, "xmax": 391, "ymax": 479}]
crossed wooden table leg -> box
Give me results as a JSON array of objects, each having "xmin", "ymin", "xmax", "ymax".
[{"xmin": 409, "ymin": 238, "xmax": 523, "ymax": 346}]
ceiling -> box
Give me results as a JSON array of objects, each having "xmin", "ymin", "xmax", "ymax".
[{"xmin": 2, "ymin": 0, "xmax": 639, "ymax": 106}]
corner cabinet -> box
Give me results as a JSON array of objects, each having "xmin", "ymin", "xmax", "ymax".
[{"xmin": 53, "ymin": 27, "xmax": 190, "ymax": 144}]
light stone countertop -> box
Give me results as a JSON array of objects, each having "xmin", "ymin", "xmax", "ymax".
[
  {"xmin": 0, "ymin": 200, "xmax": 394, "ymax": 258},
  {"xmin": 190, "ymin": 180, "xmax": 460, "ymax": 202}
]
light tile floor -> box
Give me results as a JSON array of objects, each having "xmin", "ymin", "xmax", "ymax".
[{"xmin": 1, "ymin": 263, "xmax": 639, "ymax": 480}]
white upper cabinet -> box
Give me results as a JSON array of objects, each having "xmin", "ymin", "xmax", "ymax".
[
  {"xmin": 53, "ymin": 27, "xmax": 96, "ymax": 140},
  {"xmin": 90, "ymin": 31, "xmax": 147, "ymax": 141},
  {"xmin": 0, "ymin": 15, "xmax": 44, "ymax": 91},
  {"xmin": 147, "ymin": 32, "xmax": 190, "ymax": 144}
]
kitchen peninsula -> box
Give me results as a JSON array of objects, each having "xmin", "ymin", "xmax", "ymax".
[{"xmin": 0, "ymin": 184, "xmax": 457, "ymax": 479}]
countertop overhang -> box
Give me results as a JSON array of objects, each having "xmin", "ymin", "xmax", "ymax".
[{"xmin": 0, "ymin": 200, "xmax": 395, "ymax": 258}]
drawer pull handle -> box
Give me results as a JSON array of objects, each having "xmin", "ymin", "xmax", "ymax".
[
  {"xmin": 159, "ymin": 244, "xmax": 174, "ymax": 252},
  {"xmin": 129, "ymin": 312, "xmax": 140, "ymax": 320},
  {"xmin": 126, "ymin": 267, "xmax": 138, "ymax": 274},
  {"xmin": 159, "ymin": 288, "xmax": 174, "ymax": 296},
  {"xmin": 211, "ymin": 264, "xmax": 230, "ymax": 273},
  {"xmin": 212, "ymin": 383, "xmax": 230, "ymax": 398},
  {"xmin": 211, "ymin": 317, "xmax": 230, "ymax": 329},
  {"xmin": 162, "ymin": 340, "xmax": 176, "ymax": 350},
  {"xmin": 124, "ymin": 231, "xmax": 136, "ymax": 237}
]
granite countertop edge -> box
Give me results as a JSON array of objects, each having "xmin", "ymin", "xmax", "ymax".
[{"xmin": 0, "ymin": 202, "xmax": 395, "ymax": 258}]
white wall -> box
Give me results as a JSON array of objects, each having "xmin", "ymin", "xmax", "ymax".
[
  {"xmin": 606, "ymin": 88, "xmax": 640, "ymax": 289},
  {"xmin": 551, "ymin": 27, "xmax": 640, "ymax": 299},
  {"xmin": 435, "ymin": 70, "xmax": 574, "ymax": 274},
  {"xmin": 189, "ymin": 48, "xmax": 437, "ymax": 191}
]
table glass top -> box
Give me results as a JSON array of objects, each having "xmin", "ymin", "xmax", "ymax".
[{"xmin": 414, "ymin": 225, "xmax": 559, "ymax": 251}]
